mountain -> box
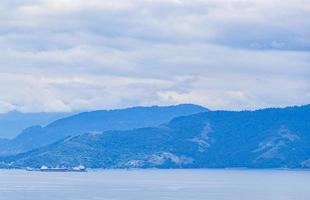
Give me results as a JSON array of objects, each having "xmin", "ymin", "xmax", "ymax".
[
  {"xmin": 2, "ymin": 104, "xmax": 310, "ymax": 169},
  {"xmin": 0, "ymin": 111, "xmax": 74, "ymax": 139},
  {"xmin": 0, "ymin": 104, "xmax": 208, "ymax": 156},
  {"xmin": 0, "ymin": 139, "xmax": 9, "ymax": 146}
]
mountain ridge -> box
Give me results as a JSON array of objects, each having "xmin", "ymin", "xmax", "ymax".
[
  {"xmin": 0, "ymin": 111, "xmax": 75, "ymax": 139},
  {"xmin": 0, "ymin": 104, "xmax": 208, "ymax": 156},
  {"xmin": 1, "ymin": 104, "xmax": 309, "ymax": 169}
]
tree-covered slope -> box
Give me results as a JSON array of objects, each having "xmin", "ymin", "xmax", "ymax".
[
  {"xmin": 3, "ymin": 105, "xmax": 309, "ymax": 169},
  {"xmin": 0, "ymin": 104, "xmax": 207, "ymax": 156}
]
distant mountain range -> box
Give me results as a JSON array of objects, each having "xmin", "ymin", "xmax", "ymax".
[
  {"xmin": 0, "ymin": 111, "xmax": 74, "ymax": 139},
  {"xmin": 0, "ymin": 104, "xmax": 207, "ymax": 156},
  {"xmin": 0, "ymin": 104, "xmax": 309, "ymax": 169}
]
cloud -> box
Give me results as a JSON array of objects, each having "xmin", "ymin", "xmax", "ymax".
[{"xmin": 0, "ymin": 0, "xmax": 309, "ymax": 112}]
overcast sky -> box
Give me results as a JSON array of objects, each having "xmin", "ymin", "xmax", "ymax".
[{"xmin": 0, "ymin": 0, "xmax": 309, "ymax": 113}]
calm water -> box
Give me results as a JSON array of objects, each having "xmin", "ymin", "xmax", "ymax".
[{"xmin": 0, "ymin": 169, "xmax": 309, "ymax": 200}]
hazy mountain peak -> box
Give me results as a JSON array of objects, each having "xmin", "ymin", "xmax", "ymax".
[{"xmin": 0, "ymin": 104, "xmax": 208, "ymax": 156}]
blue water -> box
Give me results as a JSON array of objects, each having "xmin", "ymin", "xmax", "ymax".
[{"xmin": 0, "ymin": 169, "xmax": 309, "ymax": 200}]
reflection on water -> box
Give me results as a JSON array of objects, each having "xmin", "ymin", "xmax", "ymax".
[{"xmin": 0, "ymin": 169, "xmax": 309, "ymax": 200}]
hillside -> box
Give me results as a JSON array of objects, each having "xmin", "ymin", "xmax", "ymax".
[
  {"xmin": 0, "ymin": 111, "xmax": 73, "ymax": 139},
  {"xmin": 0, "ymin": 104, "xmax": 208, "ymax": 156},
  {"xmin": 3, "ymin": 105, "xmax": 310, "ymax": 169}
]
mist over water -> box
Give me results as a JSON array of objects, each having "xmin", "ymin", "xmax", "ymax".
[{"xmin": 0, "ymin": 169, "xmax": 309, "ymax": 200}]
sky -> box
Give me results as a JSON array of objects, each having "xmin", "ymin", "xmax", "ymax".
[{"xmin": 0, "ymin": 0, "xmax": 309, "ymax": 113}]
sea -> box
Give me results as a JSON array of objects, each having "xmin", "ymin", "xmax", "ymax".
[{"xmin": 0, "ymin": 169, "xmax": 309, "ymax": 200}]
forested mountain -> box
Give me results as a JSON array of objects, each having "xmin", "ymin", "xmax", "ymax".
[
  {"xmin": 2, "ymin": 105, "xmax": 309, "ymax": 169},
  {"xmin": 0, "ymin": 111, "xmax": 73, "ymax": 139},
  {"xmin": 0, "ymin": 104, "xmax": 207, "ymax": 156}
]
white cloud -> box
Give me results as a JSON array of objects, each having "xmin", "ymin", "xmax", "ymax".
[{"xmin": 0, "ymin": 0, "xmax": 309, "ymax": 112}]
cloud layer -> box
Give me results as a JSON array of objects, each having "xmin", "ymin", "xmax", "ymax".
[{"xmin": 0, "ymin": 0, "xmax": 309, "ymax": 112}]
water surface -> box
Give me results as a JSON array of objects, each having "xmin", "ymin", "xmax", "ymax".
[{"xmin": 0, "ymin": 169, "xmax": 309, "ymax": 200}]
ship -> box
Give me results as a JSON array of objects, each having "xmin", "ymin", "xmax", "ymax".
[{"xmin": 26, "ymin": 165, "xmax": 87, "ymax": 172}]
